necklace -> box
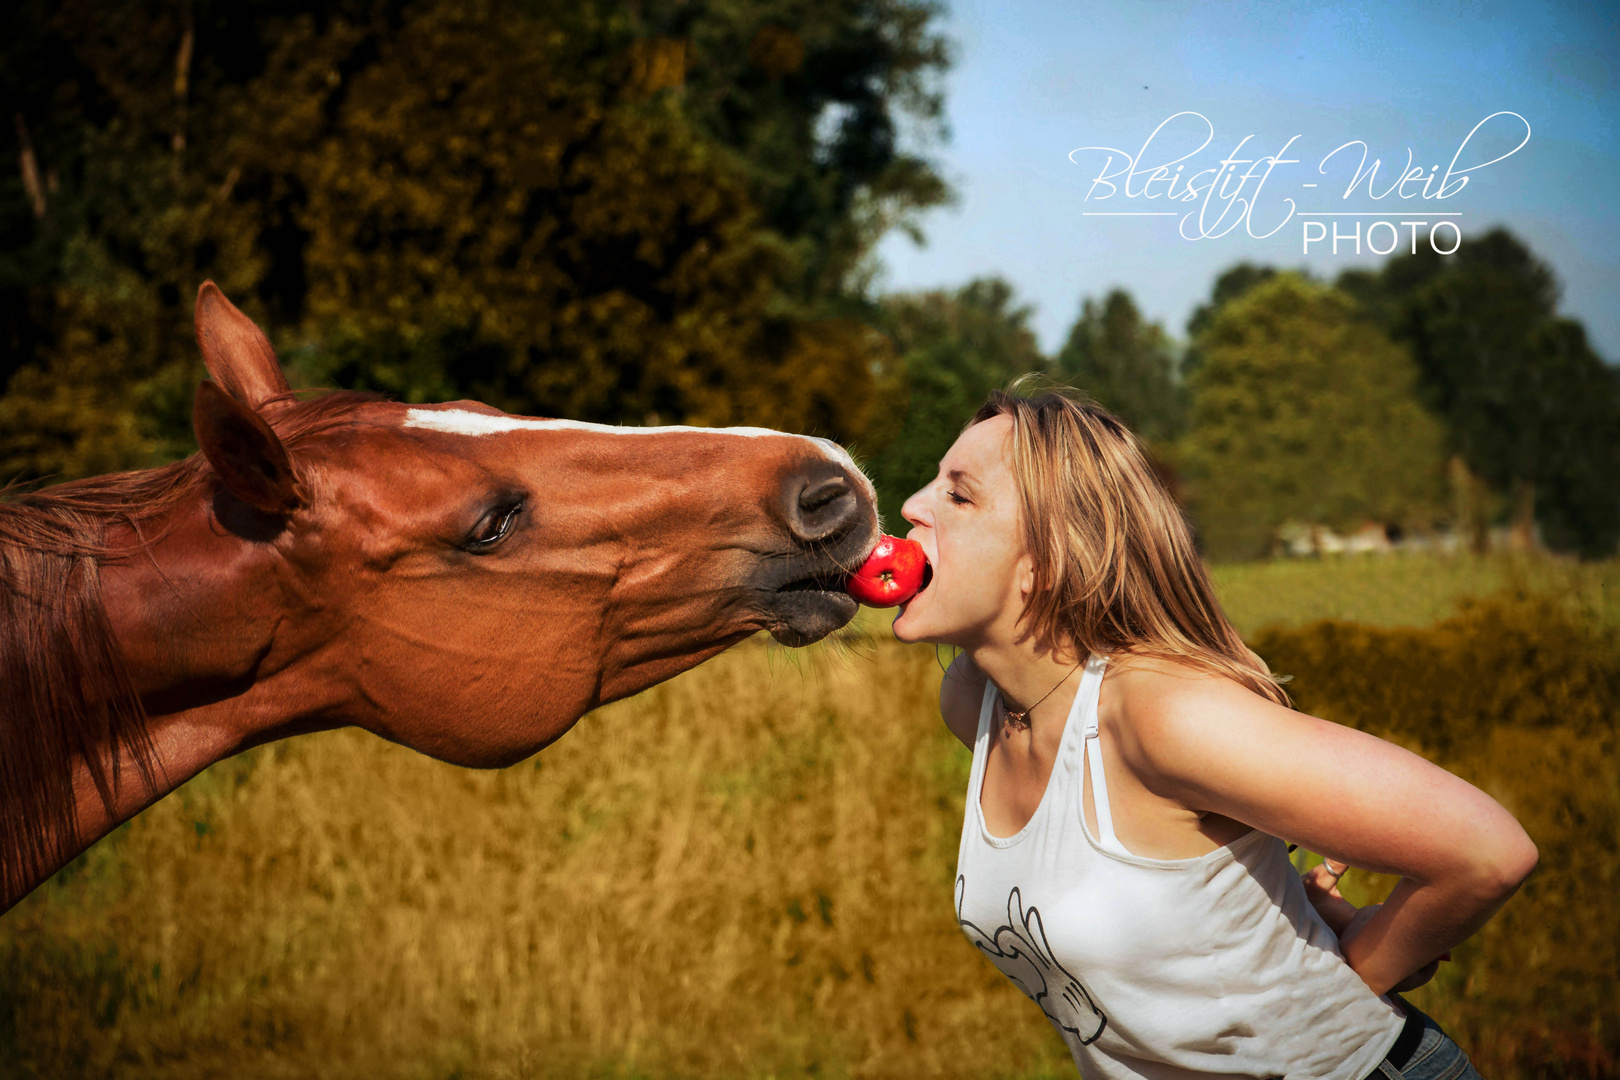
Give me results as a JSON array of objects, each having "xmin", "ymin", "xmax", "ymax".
[{"xmin": 999, "ymin": 658, "xmax": 1085, "ymax": 733}]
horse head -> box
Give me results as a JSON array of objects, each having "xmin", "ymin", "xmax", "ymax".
[
  {"xmin": 114, "ymin": 284, "xmax": 880, "ymax": 768},
  {"xmin": 0, "ymin": 282, "xmax": 881, "ymax": 909}
]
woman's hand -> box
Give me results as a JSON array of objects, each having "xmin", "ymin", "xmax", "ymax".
[
  {"xmin": 1301, "ymin": 863, "xmax": 1447, "ymax": 993},
  {"xmin": 1301, "ymin": 861, "xmax": 1358, "ymax": 934}
]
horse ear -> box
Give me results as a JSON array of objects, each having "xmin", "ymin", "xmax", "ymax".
[
  {"xmin": 193, "ymin": 381, "xmax": 305, "ymax": 515},
  {"xmin": 194, "ymin": 281, "xmax": 292, "ymax": 411}
]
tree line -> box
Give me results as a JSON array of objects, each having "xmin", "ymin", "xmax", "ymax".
[
  {"xmin": 1, "ymin": 0, "xmax": 946, "ymax": 473},
  {"xmin": 872, "ymin": 231, "xmax": 1620, "ymax": 562},
  {"xmin": 3, "ymin": 1, "xmax": 1615, "ymax": 560}
]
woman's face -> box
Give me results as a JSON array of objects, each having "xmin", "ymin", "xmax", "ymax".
[{"xmin": 892, "ymin": 415, "xmax": 1034, "ymax": 648}]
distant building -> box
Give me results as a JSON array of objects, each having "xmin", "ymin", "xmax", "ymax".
[{"xmin": 1271, "ymin": 519, "xmax": 1537, "ymax": 557}]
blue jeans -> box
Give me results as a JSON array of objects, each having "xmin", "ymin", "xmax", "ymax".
[{"xmin": 1368, "ymin": 999, "xmax": 1485, "ymax": 1080}]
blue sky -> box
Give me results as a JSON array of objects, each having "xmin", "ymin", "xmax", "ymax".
[{"xmin": 875, "ymin": 0, "xmax": 1620, "ymax": 361}]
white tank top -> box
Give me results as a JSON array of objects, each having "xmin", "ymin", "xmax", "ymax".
[{"xmin": 954, "ymin": 653, "xmax": 1406, "ymax": 1079}]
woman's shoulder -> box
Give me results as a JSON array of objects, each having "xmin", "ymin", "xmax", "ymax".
[
  {"xmin": 939, "ymin": 653, "xmax": 989, "ymax": 749},
  {"xmin": 1100, "ymin": 649, "xmax": 1285, "ymax": 763},
  {"xmin": 1102, "ymin": 649, "xmax": 1227, "ymax": 692},
  {"xmin": 1102, "ymin": 647, "xmax": 1274, "ymax": 699}
]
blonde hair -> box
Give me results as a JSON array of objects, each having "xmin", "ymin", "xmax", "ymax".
[{"xmin": 971, "ymin": 378, "xmax": 1291, "ymax": 707}]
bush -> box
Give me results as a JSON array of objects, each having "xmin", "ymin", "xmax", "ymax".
[{"xmin": 1254, "ymin": 592, "xmax": 1620, "ymax": 1078}]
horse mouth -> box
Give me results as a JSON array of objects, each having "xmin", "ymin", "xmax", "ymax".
[{"xmin": 764, "ymin": 569, "xmax": 859, "ymax": 646}]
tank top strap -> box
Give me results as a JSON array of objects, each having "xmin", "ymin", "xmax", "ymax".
[
  {"xmin": 1078, "ymin": 654, "xmax": 1105, "ymax": 740},
  {"xmin": 1078, "ymin": 654, "xmax": 1131, "ymax": 857},
  {"xmin": 976, "ymin": 677, "xmax": 998, "ymax": 744},
  {"xmin": 966, "ymin": 678, "xmax": 999, "ymax": 805}
]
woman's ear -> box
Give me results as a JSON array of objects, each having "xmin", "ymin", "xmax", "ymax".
[{"xmin": 193, "ymin": 381, "xmax": 305, "ymax": 515}]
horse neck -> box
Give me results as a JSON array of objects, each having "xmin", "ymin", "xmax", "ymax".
[
  {"xmin": 1, "ymin": 481, "xmax": 323, "ymax": 913},
  {"xmin": 97, "ymin": 495, "xmax": 347, "ymax": 746},
  {"xmin": 100, "ymin": 498, "xmax": 282, "ymax": 704}
]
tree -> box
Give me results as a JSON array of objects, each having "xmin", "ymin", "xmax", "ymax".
[
  {"xmin": 1053, "ymin": 288, "xmax": 1184, "ymax": 445},
  {"xmin": 1528, "ymin": 319, "xmax": 1620, "ymax": 556},
  {"xmin": 1345, "ymin": 228, "xmax": 1620, "ymax": 558},
  {"xmin": 0, "ymin": 0, "xmax": 951, "ymax": 483},
  {"xmin": 0, "ymin": 0, "xmax": 241, "ymax": 479},
  {"xmin": 1181, "ymin": 262, "xmax": 1278, "ymax": 378},
  {"xmin": 1179, "ymin": 275, "xmax": 1447, "ymax": 561},
  {"xmin": 868, "ymin": 277, "xmax": 1044, "ymax": 526},
  {"xmin": 653, "ymin": 0, "xmax": 952, "ymax": 301}
]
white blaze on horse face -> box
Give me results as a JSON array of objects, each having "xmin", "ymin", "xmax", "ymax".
[{"xmin": 401, "ymin": 408, "xmax": 875, "ymax": 501}]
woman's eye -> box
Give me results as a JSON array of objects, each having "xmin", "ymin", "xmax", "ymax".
[
  {"xmin": 947, "ymin": 489, "xmax": 970, "ymax": 506},
  {"xmin": 467, "ymin": 502, "xmax": 522, "ymax": 550}
]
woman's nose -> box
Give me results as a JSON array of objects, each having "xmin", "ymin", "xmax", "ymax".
[{"xmin": 899, "ymin": 486, "xmax": 929, "ymax": 529}]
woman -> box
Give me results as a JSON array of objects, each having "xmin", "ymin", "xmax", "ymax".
[{"xmin": 891, "ymin": 383, "xmax": 1535, "ymax": 1080}]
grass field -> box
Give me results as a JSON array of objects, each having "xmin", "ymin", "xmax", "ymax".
[
  {"xmin": 1207, "ymin": 549, "xmax": 1618, "ymax": 636},
  {"xmin": 0, "ymin": 551, "xmax": 1614, "ymax": 1079}
]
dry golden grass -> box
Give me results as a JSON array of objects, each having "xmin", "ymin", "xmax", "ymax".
[{"xmin": 1, "ymin": 636, "xmax": 1074, "ymax": 1079}]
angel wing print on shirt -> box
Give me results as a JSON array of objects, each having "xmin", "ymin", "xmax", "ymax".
[{"xmin": 956, "ymin": 876, "xmax": 1108, "ymax": 1045}]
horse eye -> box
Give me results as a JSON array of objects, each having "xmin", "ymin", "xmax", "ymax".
[{"xmin": 465, "ymin": 502, "xmax": 522, "ymax": 552}]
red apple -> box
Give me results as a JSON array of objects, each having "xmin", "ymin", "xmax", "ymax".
[{"xmin": 847, "ymin": 534, "xmax": 929, "ymax": 607}]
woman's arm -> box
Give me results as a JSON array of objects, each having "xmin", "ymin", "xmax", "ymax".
[
  {"xmin": 1301, "ymin": 863, "xmax": 1449, "ymax": 992},
  {"xmin": 1114, "ymin": 663, "xmax": 1538, "ymax": 996}
]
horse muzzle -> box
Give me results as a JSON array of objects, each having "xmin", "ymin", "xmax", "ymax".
[{"xmin": 755, "ymin": 461, "xmax": 879, "ymax": 646}]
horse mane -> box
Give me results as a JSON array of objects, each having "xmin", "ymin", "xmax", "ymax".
[{"xmin": 0, "ymin": 389, "xmax": 384, "ymax": 899}]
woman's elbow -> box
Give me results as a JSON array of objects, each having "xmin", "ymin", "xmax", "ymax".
[
  {"xmin": 1499, "ymin": 828, "xmax": 1539, "ymax": 891},
  {"xmin": 1472, "ymin": 823, "xmax": 1539, "ymax": 899}
]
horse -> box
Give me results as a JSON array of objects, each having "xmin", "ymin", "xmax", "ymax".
[{"xmin": 0, "ymin": 282, "xmax": 879, "ymax": 913}]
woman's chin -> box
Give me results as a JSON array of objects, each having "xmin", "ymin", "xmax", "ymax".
[
  {"xmin": 890, "ymin": 604, "xmax": 921, "ymax": 643},
  {"xmin": 890, "ymin": 600, "xmax": 936, "ymax": 644}
]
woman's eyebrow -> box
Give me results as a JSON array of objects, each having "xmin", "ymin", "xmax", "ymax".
[{"xmin": 947, "ymin": 469, "xmax": 979, "ymax": 492}]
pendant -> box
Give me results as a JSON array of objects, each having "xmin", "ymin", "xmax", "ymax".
[{"xmin": 999, "ymin": 693, "xmax": 1030, "ymax": 732}]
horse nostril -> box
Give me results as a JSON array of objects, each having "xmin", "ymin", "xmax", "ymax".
[
  {"xmin": 799, "ymin": 476, "xmax": 849, "ymax": 514},
  {"xmin": 790, "ymin": 474, "xmax": 857, "ymax": 542}
]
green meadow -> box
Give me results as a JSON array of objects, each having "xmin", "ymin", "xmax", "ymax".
[{"xmin": 2, "ymin": 551, "xmax": 1615, "ymax": 1080}]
